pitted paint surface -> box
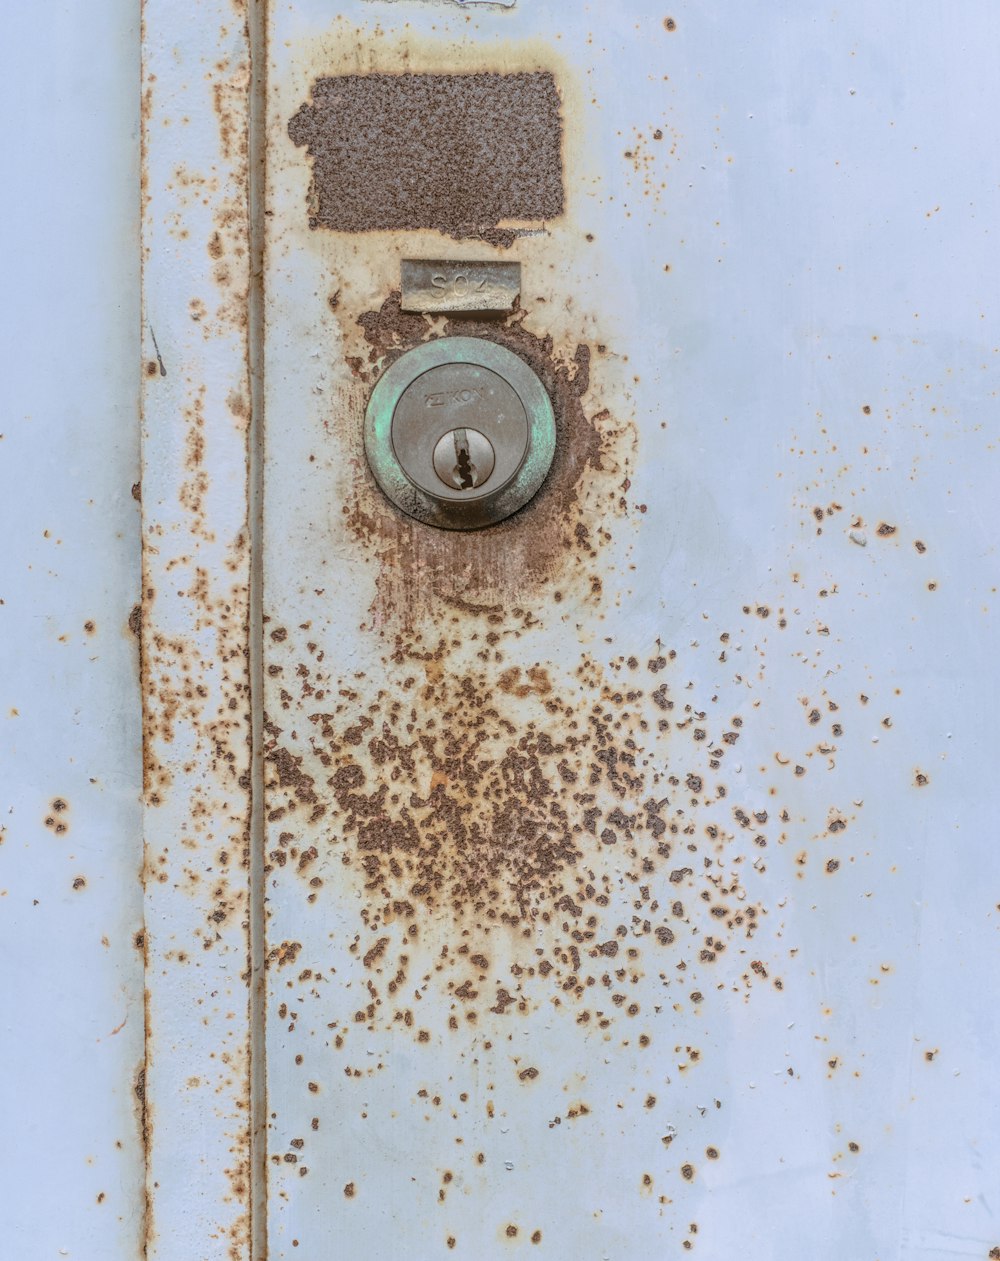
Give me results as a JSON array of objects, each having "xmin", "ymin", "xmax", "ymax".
[{"xmin": 289, "ymin": 72, "xmax": 564, "ymax": 244}]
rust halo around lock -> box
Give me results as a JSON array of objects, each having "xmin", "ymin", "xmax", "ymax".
[{"xmin": 363, "ymin": 337, "xmax": 556, "ymax": 530}]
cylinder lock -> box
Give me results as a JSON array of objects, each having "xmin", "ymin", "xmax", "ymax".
[{"xmin": 363, "ymin": 337, "xmax": 556, "ymax": 530}]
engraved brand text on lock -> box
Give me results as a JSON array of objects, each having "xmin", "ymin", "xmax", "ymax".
[{"xmin": 425, "ymin": 387, "xmax": 483, "ymax": 407}]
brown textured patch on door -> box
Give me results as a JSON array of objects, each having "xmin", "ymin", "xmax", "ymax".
[{"xmin": 288, "ymin": 72, "xmax": 564, "ymax": 245}]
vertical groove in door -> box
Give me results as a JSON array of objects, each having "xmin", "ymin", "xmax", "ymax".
[{"xmin": 248, "ymin": 0, "xmax": 269, "ymax": 1255}]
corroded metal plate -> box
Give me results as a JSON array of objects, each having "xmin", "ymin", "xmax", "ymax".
[{"xmin": 401, "ymin": 259, "xmax": 521, "ymax": 314}]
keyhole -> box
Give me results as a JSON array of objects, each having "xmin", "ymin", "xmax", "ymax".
[
  {"xmin": 454, "ymin": 430, "xmax": 475, "ymax": 488},
  {"xmin": 432, "ymin": 428, "xmax": 496, "ymax": 491}
]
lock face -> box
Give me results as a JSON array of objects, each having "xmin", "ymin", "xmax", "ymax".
[{"xmin": 364, "ymin": 337, "xmax": 556, "ymax": 530}]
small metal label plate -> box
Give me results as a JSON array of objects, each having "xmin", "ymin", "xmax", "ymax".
[{"xmin": 400, "ymin": 260, "xmax": 521, "ymax": 315}]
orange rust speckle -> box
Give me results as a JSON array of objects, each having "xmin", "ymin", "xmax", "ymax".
[
  {"xmin": 681, "ymin": 1163, "xmax": 695, "ymax": 1180},
  {"xmin": 664, "ymin": 16, "xmax": 677, "ymax": 31},
  {"xmin": 343, "ymin": 1181, "xmax": 355, "ymax": 1198}
]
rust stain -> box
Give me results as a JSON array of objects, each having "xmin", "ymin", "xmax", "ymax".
[
  {"xmin": 288, "ymin": 72, "xmax": 564, "ymax": 245},
  {"xmin": 44, "ymin": 798, "xmax": 70, "ymax": 836},
  {"xmin": 265, "ymin": 639, "xmax": 774, "ymax": 1035},
  {"xmin": 134, "ymin": 1051, "xmax": 151, "ymax": 1250},
  {"xmin": 340, "ymin": 291, "xmax": 631, "ymax": 623}
]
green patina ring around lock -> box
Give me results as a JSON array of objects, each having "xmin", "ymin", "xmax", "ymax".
[{"xmin": 363, "ymin": 336, "xmax": 556, "ymax": 531}]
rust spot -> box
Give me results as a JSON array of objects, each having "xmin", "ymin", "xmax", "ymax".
[
  {"xmin": 506, "ymin": 1224, "xmax": 519, "ymax": 1238},
  {"xmin": 84, "ymin": 620, "xmax": 96, "ymax": 635},
  {"xmin": 289, "ymin": 73, "xmax": 564, "ymax": 246},
  {"xmin": 531, "ymin": 1231, "xmax": 542, "ymax": 1244},
  {"xmin": 876, "ymin": 522, "xmax": 897, "ymax": 537},
  {"xmin": 664, "ymin": 16, "xmax": 677, "ymax": 31},
  {"xmin": 344, "ymin": 1181, "xmax": 355, "ymax": 1198},
  {"xmin": 498, "ymin": 665, "xmax": 553, "ymax": 698},
  {"xmin": 680, "ymin": 1163, "xmax": 695, "ymax": 1181},
  {"xmin": 72, "ymin": 876, "xmax": 87, "ymax": 891},
  {"xmin": 914, "ymin": 770, "xmax": 929, "ymax": 787},
  {"xmin": 44, "ymin": 799, "xmax": 70, "ymax": 836},
  {"xmin": 268, "ymin": 940, "xmax": 303, "ymax": 969}
]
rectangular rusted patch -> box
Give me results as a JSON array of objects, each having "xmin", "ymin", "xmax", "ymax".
[
  {"xmin": 288, "ymin": 73, "xmax": 564, "ymax": 244},
  {"xmin": 400, "ymin": 258, "xmax": 521, "ymax": 314}
]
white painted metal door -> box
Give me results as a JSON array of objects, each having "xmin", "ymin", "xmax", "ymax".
[
  {"xmin": 259, "ymin": 4, "xmax": 1000, "ymax": 1259},
  {"xmin": 13, "ymin": 1, "xmax": 997, "ymax": 1258}
]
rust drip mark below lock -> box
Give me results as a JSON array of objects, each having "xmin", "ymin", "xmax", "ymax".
[{"xmin": 287, "ymin": 73, "xmax": 564, "ymax": 245}]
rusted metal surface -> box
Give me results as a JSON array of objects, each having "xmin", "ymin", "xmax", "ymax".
[
  {"xmin": 140, "ymin": 0, "xmax": 256, "ymax": 1255},
  {"xmin": 288, "ymin": 71, "xmax": 563, "ymax": 245},
  {"xmin": 260, "ymin": 3, "xmax": 1000, "ymax": 1257},
  {"xmin": 0, "ymin": 5, "xmax": 146, "ymax": 1256}
]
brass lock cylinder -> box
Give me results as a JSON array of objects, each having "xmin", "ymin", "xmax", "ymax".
[{"xmin": 363, "ymin": 337, "xmax": 556, "ymax": 530}]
